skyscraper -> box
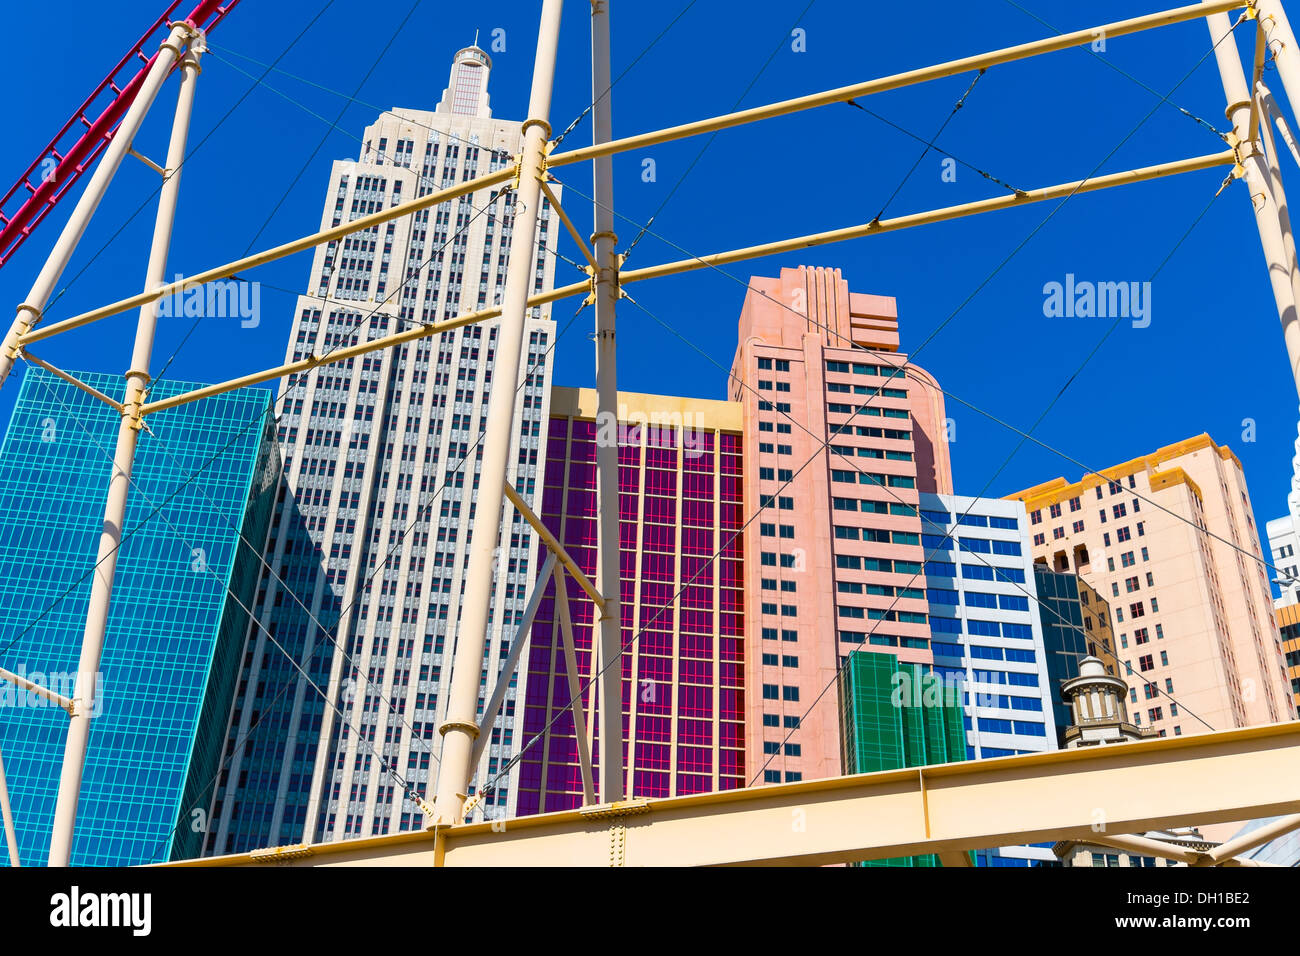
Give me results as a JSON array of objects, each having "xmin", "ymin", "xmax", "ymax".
[
  {"xmin": 1033, "ymin": 564, "xmax": 1119, "ymax": 745},
  {"xmin": 919, "ymin": 493, "xmax": 1057, "ymax": 866},
  {"xmin": 208, "ymin": 45, "xmax": 561, "ymax": 853},
  {"xmin": 1007, "ymin": 435, "xmax": 1292, "ymax": 738},
  {"xmin": 0, "ymin": 366, "xmax": 276, "ymax": 865},
  {"xmin": 517, "ymin": 386, "xmax": 746, "ymax": 811},
  {"xmin": 1264, "ymin": 421, "xmax": 1300, "ymax": 608},
  {"xmin": 838, "ymin": 651, "xmax": 966, "ymax": 867},
  {"xmin": 726, "ymin": 265, "xmax": 952, "ymax": 786},
  {"xmin": 1265, "ymin": 514, "xmax": 1300, "ymax": 608},
  {"xmin": 918, "ymin": 494, "xmax": 1056, "ymax": 760}
]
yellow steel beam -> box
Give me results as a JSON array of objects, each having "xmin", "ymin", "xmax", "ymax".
[
  {"xmin": 540, "ymin": 179, "xmax": 598, "ymax": 273},
  {"xmin": 169, "ymin": 720, "xmax": 1300, "ymax": 867},
  {"xmin": 19, "ymin": 167, "xmax": 516, "ymax": 348},
  {"xmin": 138, "ymin": 281, "xmax": 587, "ymax": 416},
  {"xmin": 20, "ymin": 351, "xmax": 123, "ymax": 413},
  {"xmin": 138, "ymin": 150, "xmax": 1229, "ymax": 417},
  {"xmin": 503, "ymin": 481, "xmax": 605, "ymax": 609},
  {"xmin": 17, "ymin": 2, "xmax": 1241, "ymax": 356},
  {"xmin": 548, "ymin": 0, "xmax": 1244, "ymax": 170},
  {"xmin": 617, "ymin": 150, "xmax": 1236, "ymax": 286}
]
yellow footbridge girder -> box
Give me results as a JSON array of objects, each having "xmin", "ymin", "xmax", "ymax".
[{"xmin": 167, "ymin": 721, "xmax": 1300, "ymax": 867}]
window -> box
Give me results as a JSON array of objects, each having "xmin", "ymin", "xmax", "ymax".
[{"xmin": 1139, "ymin": 654, "xmax": 1154, "ymax": 672}]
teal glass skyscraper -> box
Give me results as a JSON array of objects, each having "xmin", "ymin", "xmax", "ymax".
[{"xmin": 0, "ymin": 366, "xmax": 276, "ymax": 865}]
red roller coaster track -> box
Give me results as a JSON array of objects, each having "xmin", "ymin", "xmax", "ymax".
[{"xmin": 0, "ymin": 0, "xmax": 239, "ymax": 268}]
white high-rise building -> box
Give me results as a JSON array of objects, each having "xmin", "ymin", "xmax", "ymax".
[
  {"xmin": 206, "ymin": 46, "xmax": 562, "ymax": 854},
  {"xmin": 919, "ymin": 492, "xmax": 1059, "ymax": 866},
  {"xmin": 1265, "ymin": 418, "xmax": 1300, "ymax": 608},
  {"xmin": 1265, "ymin": 515, "xmax": 1300, "ymax": 608}
]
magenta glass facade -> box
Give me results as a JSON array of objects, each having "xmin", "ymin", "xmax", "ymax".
[{"xmin": 517, "ymin": 411, "xmax": 745, "ymax": 814}]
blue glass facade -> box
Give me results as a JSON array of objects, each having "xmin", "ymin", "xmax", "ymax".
[{"xmin": 0, "ymin": 367, "xmax": 276, "ymax": 865}]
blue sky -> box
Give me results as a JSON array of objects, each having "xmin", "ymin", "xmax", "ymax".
[{"xmin": 0, "ymin": 0, "xmax": 1294, "ymax": 571}]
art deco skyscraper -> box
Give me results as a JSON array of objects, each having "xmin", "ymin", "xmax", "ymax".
[
  {"xmin": 727, "ymin": 266, "xmax": 953, "ymax": 785},
  {"xmin": 207, "ymin": 46, "xmax": 562, "ymax": 853}
]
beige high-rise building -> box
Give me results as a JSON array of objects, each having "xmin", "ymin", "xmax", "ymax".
[{"xmin": 1006, "ymin": 435, "xmax": 1291, "ymax": 739}]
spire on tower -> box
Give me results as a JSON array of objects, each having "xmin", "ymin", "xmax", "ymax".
[{"xmin": 437, "ymin": 44, "xmax": 493, "ymax": 117}]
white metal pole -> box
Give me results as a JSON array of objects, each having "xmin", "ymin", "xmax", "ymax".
[
  {"xmin": 1256, "ymin": 0, "xmax": 1300, "ymax": 125},
  {"xmin": 47, "ymin": 44, "xmax": 202, "ymax": 867},
  {"xmin": 432, "ymin": 0, "xmax": 565, "ymax": 826},
  {"xmin": 1205, "ymin": 3, "xmax": 1300, "ymax": 398},
  {"xmin": 0, "ymin": 746, "xmax": 21, "ymax": 866},
  {"xmin": 0, "ymin": 22, "xmax": 196, "ymax": 392},
  {"xmin": 590, "ymin": 0, "xmax": 625, "ymax": 805}
]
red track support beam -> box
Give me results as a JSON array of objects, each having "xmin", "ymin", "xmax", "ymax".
[{"xmin": 0, "ymin": 0, "xmax": 237, "ymax": 267}]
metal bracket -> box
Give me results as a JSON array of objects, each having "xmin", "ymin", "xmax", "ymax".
[
  {"xmin": 129, "ymin": 148, "xmax": 167, "ymax": 178},
  {"xmin": 580, "ymin": 799, "xmax": 650, "ymax": 866},
  {"xmin": 458, "ymin": 792, "xmax": 482, "ymax": 821},
  {"xmin": 248, "ymin": 842, "xmax": 316, "ymax": 865}
]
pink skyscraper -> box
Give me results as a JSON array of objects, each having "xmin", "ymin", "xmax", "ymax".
[{"xmin": 727, "ymin": 266, "xmax": 953, "ymax": 785}]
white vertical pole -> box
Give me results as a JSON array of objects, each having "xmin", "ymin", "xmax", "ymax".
[
  {"xmin": 0, "ymin": 746, "xmax": 21, "ymax": 866},
  {"xmin": 47, "ymin": 43, "xmax": 203, "ymax": 867},
  {"xmin": 1204, "ymin": 3, "xmax": 1300, "ymax": 399},
  {"xmin": 432, "ymin": 0, "xmax": 565, "ymax": 826},
  {"xmin": 1255, "ymin": 0, "xmax": 1300, "ymax": 127},
  {"xmin": 590, "ymin": 0, "xmax": 626, "ymax": 805},
  {"xmin": 0, "ymin": 23, "xmax": 196, "ymax": 392}
]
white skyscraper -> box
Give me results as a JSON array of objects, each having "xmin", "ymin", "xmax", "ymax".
[
  {"xmin": 919, "ymin": 492, "xmax": 1059, "ymax": 865},
  {"xmin": 1265, "ymin": 417, "xmax": 1300, "ymax": 608},
  {"xmin": 206, "ymin": 46, "xmax": 562, "ymax": 854}
]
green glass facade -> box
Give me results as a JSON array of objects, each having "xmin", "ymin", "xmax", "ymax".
[
  {"xmin": 838, "ymin": 651, "xmax": 967, "ymax": 866},
  {"xmin": 0, "ymin": 367, "xmax": 277, "ymax": 865}
]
